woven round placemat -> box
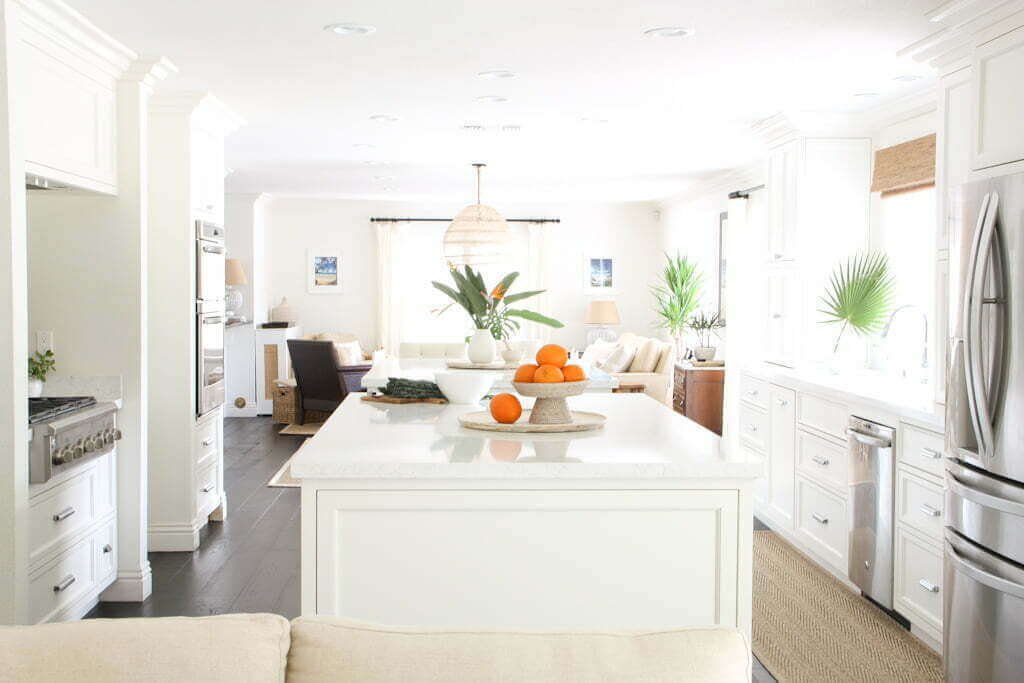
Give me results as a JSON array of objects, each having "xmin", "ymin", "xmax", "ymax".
[{"xmin": 753, "ymin": 530, "xmax": 943, "ymax": 682}]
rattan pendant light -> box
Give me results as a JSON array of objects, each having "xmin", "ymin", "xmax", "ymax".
[{"xmin": 443, "ymin": 163, "xmax": 511, "ymax": 265}]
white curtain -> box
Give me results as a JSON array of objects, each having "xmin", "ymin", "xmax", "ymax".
[
  {"xmin": 525, "ymin": 222, "xmax": 553, "ymax": 344},
  {"xmin": 376, "ymin": 222, "xmax": 400, "ymax": 354}
]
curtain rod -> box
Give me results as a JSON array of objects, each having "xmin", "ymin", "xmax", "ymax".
[
  {"xmin": 728, "ymin": 184, "xmax": 765, "ymax": 199},
  {"xmin": 370, "ymin": 217, "xmax": 560, "ymax": 224}
]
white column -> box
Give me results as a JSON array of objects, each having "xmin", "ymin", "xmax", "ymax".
[{"xmin": 0, "ymin": 0, "xmax": 30, "ymax": 625}]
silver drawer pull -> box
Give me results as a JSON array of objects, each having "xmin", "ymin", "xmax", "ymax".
[
  {"xmin": 919, "ymin": 503, "xmax": 941, "ymax": 517},
  {"xmin": 812, "ymin": 513, "xmax": 829, "ymax": 525},
  {"xmin": 776, "ymin": 398, "xmax": 789, "ymax": 406},
  {"xmin": 200, "ymin": 484, "xmax": 215, "ymax": 493},
  {"xmin": 52, "ymin": 507, "xmax": 76, "ymax": 522},
  {"xmin": 811, "ymin": 455, "xmax": 830, "ymax": 466},
  {"xmin": 202, "ymin": 438, "xmax": 215, "ymax": 447},
  {"xmin": 53, "ymin": 575, "xmax": 76, "ymax": 593},
  {"xmin": 920, "ymin": 447, "xmax": 942, "ymax": 460},
  {"xmin": 771, "ymin": 313, "xmax": 783, "ymax": 319},
  {"xmin": 746, "ymin": 424, "xmax": 759, "ymax": 433},
  {"xmin": 918, "ymin": 579, "xmax": 940, "ymax": 593},
  {"xmin": 746, "ymin": 390, "xmax": 759, "ymax": 397},
  {"xmin": 102, "ymin": 544, "xmax": 113, "ymax": 554}
]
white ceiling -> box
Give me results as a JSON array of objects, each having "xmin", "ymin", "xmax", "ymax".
[{"xmin": 71, "ymin": 0, "xmax": 939, "ymax": 202}]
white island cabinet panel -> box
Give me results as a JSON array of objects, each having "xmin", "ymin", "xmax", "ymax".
[{"xmin": 315, "ymin": 489, "xmax": 738, "ymax": 630}]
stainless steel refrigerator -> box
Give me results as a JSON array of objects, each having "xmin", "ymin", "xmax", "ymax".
[{"xmin": 945, "ymin": 171, "xmax": 1024, "ymax": 682}]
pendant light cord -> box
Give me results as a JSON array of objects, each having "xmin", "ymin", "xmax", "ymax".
[{"xmin": 473, "ymin": 163, "xmax": 485, "ymax": 205}]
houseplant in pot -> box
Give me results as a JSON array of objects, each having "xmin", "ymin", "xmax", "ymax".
[
  {"xmin": 652, "ymin": 252, "xmax": 703, "ymax": 358},
  {"xmin": 28, "ymin": 349, "xmax": 55, "ymax": 398},
  {"xmin": 432, "ymin": 265, "xmax": 564, "ymax": 364},
  {"xmin": 689, "ymin": 311, "xmax": 724, "ymax": 361}
]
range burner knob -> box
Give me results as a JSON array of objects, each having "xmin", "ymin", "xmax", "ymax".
[
  {"xmin": 72, "ymin": 441, "xmax": 85, "ymax": 459},
  {"xmin": 103, "ymin": 430, "xmax": 115, "ymax": 445},
  {"xmin": 52, "ymin": 448, "xmax": 74, "ymax": 466},
  {"xmin": 113, "ymin": 429, "xmax": 123, "ymax": 441}
]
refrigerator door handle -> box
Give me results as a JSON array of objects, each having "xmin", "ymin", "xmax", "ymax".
[
  {"xmin": 946, "ymin": 537, "xmax": 1024, "ymax": 600},
  {"xmin": 947, "ymin": 466, "xmax": 1024, "ymax": 517}
]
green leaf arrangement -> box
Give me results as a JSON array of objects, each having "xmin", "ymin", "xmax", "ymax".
[
  {"xmin": 652, "ymin": 253, "xmax": 703, "ymax": 338},
  {"xmin": 818, "ymin": 251, "xmax": 895, "ymax": 353},
  {"xmin": 431, "ymin": 265, "xmax": 564, "ymax": 341},
  {"xmin": 28, "ymin": 350, "xmax": 55, "ymax": 382}
]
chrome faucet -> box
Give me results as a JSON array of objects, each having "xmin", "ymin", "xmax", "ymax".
[{"xmin": 881, "ymin": 304, "xmax": 928, "ymax": 372}]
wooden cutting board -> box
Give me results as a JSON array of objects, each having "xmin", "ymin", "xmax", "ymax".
[{"xmin": 362, "ymin": 394, "xmax": 448, "ymax": 405}]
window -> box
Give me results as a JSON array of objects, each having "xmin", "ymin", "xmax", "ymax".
[{"xmin": 872, "ymin": 187, "xmax": 936, "ymax": 381}]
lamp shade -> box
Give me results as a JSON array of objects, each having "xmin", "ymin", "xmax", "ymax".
[
  {"xmin": 225, "ymin": 258, "xmax": 248, "ymax": 286},
  {"xmin": 443, "ymin": 203, "xmax": 512, "ymax": 265},
  {"xmin": 584, "ymin": 300, "xmax": 621, "ymax": 325}
]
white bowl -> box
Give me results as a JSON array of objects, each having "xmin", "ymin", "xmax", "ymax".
[{"xmin": 434, "ymin": 372, "xmax": 495, "ymax": 405}]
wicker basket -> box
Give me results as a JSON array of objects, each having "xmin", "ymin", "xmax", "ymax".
[{"xmin": 272, "ymin": 380, "xmax": 330, "ymax": 425}]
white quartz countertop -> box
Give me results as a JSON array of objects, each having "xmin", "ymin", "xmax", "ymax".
[
  {"xmin": 361, "ymin": 357, "xmax": 618, "ymax": 393},
  {"xmin": 745, "ymin": 363, "xmax": 943, "ymax": 431},
  {"xmin": 41, "ymin": 375, "xmax": 123, "ymax": 406},
  {"xmin": 290, "ymin": 393, "xmax": 762, "ymax": 481}
]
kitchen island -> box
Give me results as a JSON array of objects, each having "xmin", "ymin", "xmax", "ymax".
[{"xmin": 291, "ymin": 392, "xmax": 761, "ymax": 637}]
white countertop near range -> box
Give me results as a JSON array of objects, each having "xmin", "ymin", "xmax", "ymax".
[
  {"xmin": 290, "ymin": 392, "xmax": 762, "ymax": 481},
  {"xmin": 744, "ymin": 363, "xmax": 944, "ymax": 432},
  {"xmin": 41, "ymin": 375, "xmax": 123, "ymax": 407}
]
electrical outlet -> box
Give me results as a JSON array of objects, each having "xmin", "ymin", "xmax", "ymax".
[{"xmin": 36, "ymin": 331, "xmax": 54, "ymax": 354}]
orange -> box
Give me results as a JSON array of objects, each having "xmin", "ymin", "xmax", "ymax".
[
  {"xmin": 513, "ymin": 363, "xmax": 539, "ymax": 383},
  {"xmin": 489, "ymin": 393, "xmax": 523, "ymax": 424},
  {"xmin": 562, "ymin": 365, "xmax": 586, "ymax": 382},
  {"xmin": 535, "ymin": 344, "xmax": 569, "ymax": 368},
  {"xmin": 533, "ymin": 364, "xmax": 565, "ymax": 383}
]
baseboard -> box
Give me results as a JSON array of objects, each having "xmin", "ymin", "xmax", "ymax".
[
  {"xmin": 100, "ymin": 564, "xmax": 153, "ymax": 602},
  {"xmin": 147, "ymin": 521, "xmax": 203, "ymax": 552}
]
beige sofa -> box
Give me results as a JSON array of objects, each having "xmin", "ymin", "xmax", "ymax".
[
  {"xmin": 583, "ymin": 332, "xmax": 676, "ymax": 405},
  {"xmin": 0, "ymin": 614, "xmax": 751, "ymax": 683}
]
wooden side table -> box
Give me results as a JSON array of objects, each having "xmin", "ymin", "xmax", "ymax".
[
  {"xmin": 612, "ymin": 383, "xmax": 647, "ymax": 394},
  {"xmin": 673, "ymin": 364, "xmax": 725, "ymax": 435}
]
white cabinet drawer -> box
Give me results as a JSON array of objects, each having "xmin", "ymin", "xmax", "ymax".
[
  {"xmin": 796, "ymin": 429, "xmax": 848, "ymax": 493},
  {"xmin": 740, "ymin": 374, "xmax": 770, "ymax": 410},
  {"xmin": 193, "ymin": 417, "xmax": 220, "ymax": 468},
  {"xmin": 29, "ymin": 467, "xmax": 99, "ymax": 565},
  {"xmin": 895, "ymin": 528, "xmax": 943, "ymax": 632},
  {"xmin": 797, "ymin": 393, "xmax": 848, "ymax": 440},
  {"xmin": 739, "ymin": 403, "xmax": 769, "ymax": 453},
  {"xmin": 898, "ymin": 423, "xmax": 944, "ymax": 478},
  {"xmin": 195, "ymin": 460, "xmax": 220, "ymax": 519},
  {"xmin": 795, "ymin": 475, "xmax": 848, "ymax": 572},
  {"xmin": 29, "ymin": 535, "xmax": 97, "ymax": 624},
  {"xmin": 897, "ymin": 469, "xmax": 944, "ymax": 542}
]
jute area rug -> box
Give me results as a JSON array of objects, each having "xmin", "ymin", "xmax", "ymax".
[{"xmin": 753, "ymin": 530, "xmax": 943, "ymax": 682}]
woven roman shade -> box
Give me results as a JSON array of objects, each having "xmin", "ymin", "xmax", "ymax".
[{"xmin": 870, "ymin": 134, "xmax": 936, "ymax": 195}]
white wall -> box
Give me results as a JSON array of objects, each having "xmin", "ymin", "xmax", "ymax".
[{"xmin": 262, "ymin": 198, "xmax": 662, "ymax": 351}]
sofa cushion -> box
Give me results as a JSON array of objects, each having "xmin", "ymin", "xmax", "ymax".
[
  {"xmin": 598, "ymin": 341, "xmax": 637, "ymax": 373},
  {"xmin": 333, "ymin": 340, "xmax": 365, "ymax": 366},
  {"xmin": 628, "ymin": 338, "xmax": 662, "ymax": 373},
  {"xmin": 580, "ymin": 339, "xmax": 616, "ymax": 367},
  {"xmin": 287, "ymin": 618, "xmax": 750, "ymax": 683},
  {"xmin": 0, "ymin": 613, "xmax": 290, "ymax": 683}
]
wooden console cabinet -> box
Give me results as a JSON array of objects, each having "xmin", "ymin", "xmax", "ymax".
[{"xmin": 673, "ymin": 364, "xmax": 725, "ymax": 435}]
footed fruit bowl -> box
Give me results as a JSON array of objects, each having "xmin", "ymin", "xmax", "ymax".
[{"xmin": 512, "ymin": 380, "xmax": 589, "ymax": 425}]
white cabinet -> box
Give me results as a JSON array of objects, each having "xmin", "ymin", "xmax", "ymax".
[
  {"xmin": 768, "ymin": 385, "xmax": 796, "ymax": 526},
  {"xmin": 894, "ymin": 526, "xmax": 944, "ymax": 637},
  {"xmin": 765, "ymin": 268, "xmax": 797, "ymax": 366},
  {"xmin": 794, "ymin": 475, "xmax": 848, "ymax": 573},
  {"xmin": 767, "ymin": 141, "xmax": 799, "ymax": 263},
  {"xmin": 971, "ymin": 25, "xmax": 1024, "ymax": 171},
  {"xmin": 191, "ymin": 126, "xmax": 226, "ymax": 222}
]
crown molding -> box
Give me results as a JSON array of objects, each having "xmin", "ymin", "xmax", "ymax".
[
  {"xmin": 150, "ymin": 92, "xmax": 246, "ymax": 136},
  {"xmin": 123, "ymin": 57, "xmax": 178, "ymax": 93},
  {"xmin": 14, "ymin": 0, "xmax": 137, "ymax": 78},
  {"xmin": 899, "ymin": 0, "xmax": 1024, "ymax": 68}
]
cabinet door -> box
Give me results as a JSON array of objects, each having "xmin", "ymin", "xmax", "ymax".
[
  {"xmin": 191, "ymin": 127, "xmax": 225, "ymax": 221},
  {"xmin": 765, "ymin": 269, "xmax": 797, "ymax": 366},
  {"xmin": 768, "ymin": 386, "xmax": 797, "ymax": 526},
  {"xmin": 937, "ymin": 68, "xmax": 972, "ymax": 253},
  {"xmin": 971, "ymin": 25, "xmax": 1024, "ymax": 170},
  {"xmin": 767, "ymin": 141, "xmax": 798, "ymax": 263}
]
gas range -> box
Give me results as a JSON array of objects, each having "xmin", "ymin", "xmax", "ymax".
[{"xmin": 29, "ymin": 396, "xmax": 120, "ymax": 484}]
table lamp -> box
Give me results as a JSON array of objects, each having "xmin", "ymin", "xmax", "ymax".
[
  {"xmin": 584, "ymin": 300, "xmax": 620, "ymax": 346},
  {"xmin": 225, "ymin": 258, "xmax": 248, "ymax": 321}
]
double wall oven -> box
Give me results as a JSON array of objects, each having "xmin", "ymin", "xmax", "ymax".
[{"xmin": 196, "ymin": 220, "xmax": 225, "ymax": 417}]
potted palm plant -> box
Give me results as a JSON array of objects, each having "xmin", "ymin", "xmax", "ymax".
[
  {"xmin": 652, "ymin": 253, "xmax": 703, "ymax": 357},
  {"xmin": 689, "ymin": 311, "xmax": 724, "ymax": 361},
  {"xmin": 432, "ymin": 265, "xmax": 563, "ymax": 363},
  {"xmin": 818, "ymin": 251, "xmax": 894, "ymax": 370}
]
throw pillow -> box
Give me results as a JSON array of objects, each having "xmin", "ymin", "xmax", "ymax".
[
  {"xmin": 333, "ymin": 340, "xmax": 364, "ymax": 366},
  {"xmin": 581, "ymin": 339, "xmax": 616, "ymax": 367},
  {"xmin": 598, "ymin": 343, "xmax": 637, "ymax": 373},
  {"xmin": 628, "ymin": 338, "xmax": 662, "ymax": 373}
]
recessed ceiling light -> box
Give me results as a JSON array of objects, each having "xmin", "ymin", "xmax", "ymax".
[
  {"xmin": 324, "ymin": 23, "xmax": 376, "ymax": 36},
  {"xmin": 579, "ymin": 117, "xmax": 609, "ymax": 125},
  {"xmin": 478, "ymin": 69, "xmax": 516, "ymax": 79},
  {"xmin": 373, "ymin": 175, "xmax": 395, "ymax": 182},
  {"xmin": 475, "ymin": 95, "xmax": 508, "ymax": 104},
  {"xmin": 369, "ymin": 114, "xmax": 399, "ymax": 123},
  {"xmin": 352, "ymin": 143, "xmax": 376, "ymax": 150},
  {"xmin": 643, "ymin": 26, "xmax": 695, "ymax": 38},
  {"xmin": 893, "ymin": 74, "xmax": 923, "ymax": 82},
  {"xmin": 500, "ymin": 124, "xmax": 521, "ymax": 133}
]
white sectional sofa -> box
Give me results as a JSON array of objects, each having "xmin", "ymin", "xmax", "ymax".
[{"xmin": 583, "ymin": 332, "xmax": 676, "ymax": 405}]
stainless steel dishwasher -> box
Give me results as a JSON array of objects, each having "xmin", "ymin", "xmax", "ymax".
[{"xmin": 847, "ymin": 416, "xmax": 896, "ymax": 608}]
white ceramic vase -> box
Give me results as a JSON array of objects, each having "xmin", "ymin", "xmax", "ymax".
[
  {"xmin": 467, "ymin": 329, "xmax": 497, "ymax": 364},
  {"xmin": 28, "ymin": 378, "xmax": 43, "ymax": 398},
  {"xmin": 693, "ymin": 346, "xmax": 717, "ymax": 362}
]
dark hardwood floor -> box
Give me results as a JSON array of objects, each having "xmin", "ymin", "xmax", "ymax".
[
  {"xmin": 90, "ymin": 417, "xmax": 304, "ymax": 619},
  {"xmin": 89, "ymin": 416, "xmax": 778, "ymax": 681}
]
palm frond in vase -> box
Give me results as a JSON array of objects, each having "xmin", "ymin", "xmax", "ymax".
[{"xmin": 818, "ymin": 251, "xmax": 895, "ymax": 353}]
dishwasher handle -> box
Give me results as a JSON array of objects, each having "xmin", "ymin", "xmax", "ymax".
[{"xmin": 846, "ymin": 428, "xmax": 892, "ymax": 449}]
